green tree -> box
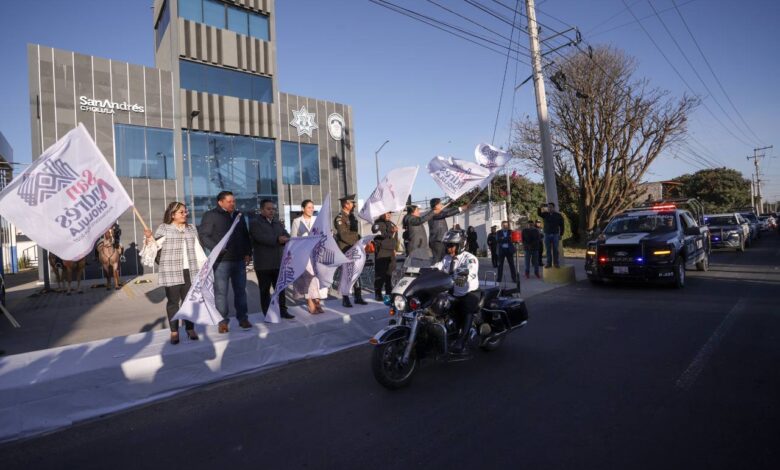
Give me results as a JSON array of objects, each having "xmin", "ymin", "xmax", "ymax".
[{"xmin": 667, "ymin": 168, "xmax": 751, "ymax": 212}]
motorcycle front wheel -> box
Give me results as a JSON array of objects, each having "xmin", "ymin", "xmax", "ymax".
[{"xmin": 371, "ymin": 340, "xmax": 418, "ymax": 390}]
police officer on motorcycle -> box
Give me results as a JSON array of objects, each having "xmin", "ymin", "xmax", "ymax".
[{"xmin": 432, "ymin": 229, "xmax": 480, "ymax": 355}]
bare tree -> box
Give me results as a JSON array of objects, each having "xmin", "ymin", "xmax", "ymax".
[{"xmin": 512, "ymin": 46, "xmax": 698, "ymax": 238}]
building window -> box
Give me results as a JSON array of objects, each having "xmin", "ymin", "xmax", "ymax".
[
  {"xmin": 155, "ymin": 0, "xmax": 170, "ymax": 50},
  {"xmin": 178, "ymin": 0, "xmax": 270, "ymax": 41},
  {"xmin": 180, "ymin": 59, "xmax": 273, "ymax": 102},
  {"xmin": 114, "ymin": 124, "xmax": 175, "ymax": 180},
  {"xmin": 183, "ymin": 130, "xmax": 277, "ymax": 222},
  {"xmin": 281, "ymin": 141, "xmax": 320, "ymax": 185}
]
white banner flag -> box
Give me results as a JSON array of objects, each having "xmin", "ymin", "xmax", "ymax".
[
  {"xmin": 310, "ymin": 193, "xmax": 349, "ymax": 288},
  {"xmin": 266, "ymin": 235, "xmax": 322, "ymax": 323},
  {"xmin": 358, "ymin": 166, "xmax": 419, "ymax": 223},
  {"xmin": 172, "ymin": 216, "xmax": 241, "ymax": 325},
  {"xmin": 427, "ymin": 155, "xmax": 493, "ymax": 200},
  {"xmin": 338, "ymin": 235, "xmax": 376, "ymax": 296},
  {"xmin": 475, "ymin": 142, "xmax": 511, "ymax": 171},
  {"xmin": 0, "ymin": 123, "xmax": 133, "ymax": 261}
]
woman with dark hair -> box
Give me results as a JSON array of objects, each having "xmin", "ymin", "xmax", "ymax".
[
  {"xmin": 291, "ymin": 199, "xmax": 326, "ymax": 314},
  {"xmin": 143, "ymin": 201, "xmax": 203, "ymax": 344},
  {"xmin": 466, "ymin": 226, "xmax": 479, "ymax": 255}
]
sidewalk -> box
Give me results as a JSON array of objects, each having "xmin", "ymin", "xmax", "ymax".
[{"xmin": 0, "ymin": 256, "xmax": 584, "ymax": 443}]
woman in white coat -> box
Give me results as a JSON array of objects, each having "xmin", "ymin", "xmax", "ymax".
[{"xmin": 291, "ymin": 199, "xmax": 327, "ymax": 314}]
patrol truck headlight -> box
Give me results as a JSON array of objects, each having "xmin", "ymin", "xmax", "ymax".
[
  {"xmin": 652, "ymin": 249, "xmax": 672, "ymax": 256},
  {"xmin": 586, "ymin": 250, "xmax": 596, "ymax": 256}
]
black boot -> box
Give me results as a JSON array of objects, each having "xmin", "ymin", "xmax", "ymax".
[
  {"xmin": 452, "ymin": 312, "xmax": 474, "ymax": 356},
  {"xmin": 354, "ymin": 287, "xmax": 367, "ymax": 305},
  {"xmin": 374, "ymin": 292, "xmax": 384, "ymax": 301},
  {"xmin": 342, "ymin": 295, "xmax": 353, "ymax": 308}
]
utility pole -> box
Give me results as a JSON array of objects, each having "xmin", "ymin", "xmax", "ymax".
[
  {"xmin": 747, "ymin": 145, "xmax": 772, "ymax": 214},
  {"xmin": 525, "ymin": 0, "xmax": 558, "ymax": 207}
]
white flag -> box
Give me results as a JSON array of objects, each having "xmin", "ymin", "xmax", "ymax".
[
  {"xmin": 427, "ymin": 155, "xmax": 493, "ymax": 200},
  {"xmin": 309, "ymin": 193, "xmax": 349, "ymax": 288},
  {"xmin": 358, "ymin": 167, "xmax": 419, "ymax": 223},
  {"xmin": 0, "ymin": 124, "xmax": 133, "ymax": 261},
  {"xmin": 172, "ymin": 216, "xmax": 241, "ymax": 325},
  {"xmin": 475, "ymin": 143, "xmax": 511, "ymax": 171},
  {"xmin": 266, "ymin": 235, "xmax": 322, "ymax": 323},
  {"xmin": 339, "ymin": 235, "xmax": 376, "ymax": 296}
]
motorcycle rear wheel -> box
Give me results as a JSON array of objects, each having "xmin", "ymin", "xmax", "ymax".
[{"xmin": 371, "ymin": 340, "xmax": 418, "ymax": 390}]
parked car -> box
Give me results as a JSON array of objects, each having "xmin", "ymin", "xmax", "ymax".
[
  {"xmin": 740, "ymin": 212, "xmax": 762, "ymax": 240},
  {"xmin": 585, "ymin": 201, "xmax": 710, "ymax": 288},
  {"xmin": 704, "ymin": 213, "xmax": 750, "ymax": 251},
  {"xmin": 757, "ymin": 216, "xmax": 772, "ymax": 232}
]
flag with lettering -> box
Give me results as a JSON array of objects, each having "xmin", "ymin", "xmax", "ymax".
[
  {"xmin": 172, "ymin": 216, "xmax": 241, "ymax": 325},
  {"xmin": 310, "ymin": 193, "xmax": 349, "ymax": 288},
  {"xmin": 474, "ymin": 143, "xmax": 512, "ymax": 171},
  {"xmin": 266, "ymin": 235, "xmax": 322, "ymax": 323},
  {"xmin": 426, "ymin": 155, "xmax": 492, "ymax": 200},
  {"xmin": 358, "ymin": 166, "xmax": 419, "ymax": 223},
  {"xmin": 338, "ymin": 235, "xmax": 376, "ymax": 296},
  {"xmin": 0, "ymin": 123, "xmax": 133, "ymax": 261}
]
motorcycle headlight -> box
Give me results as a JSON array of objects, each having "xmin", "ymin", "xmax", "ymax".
[{"xmin": 393, "ymin": 296, "xmax": 407, "ymax": 312}]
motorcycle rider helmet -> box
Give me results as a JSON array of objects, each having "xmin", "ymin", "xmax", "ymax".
[{"xmin": 441, "ymin": 229, "xmax": 467, "ymax": 255}]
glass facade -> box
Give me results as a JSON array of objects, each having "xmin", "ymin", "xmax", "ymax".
[
  {"xmin": 183, "ymin": 130, "xmax": 277, "ymax": 222},
  {"xmin": 155, "ymin": 0, "xmax": 170, "ymax": 50},
  {"xmin": 281, "ymin": 141, "xmax": 320, "ymax": 185},
  {"xmin": 178, "ymin": 0, "xmax": 270, "ymax": 41},
  {"xmin": 180, "ymin": 59, "xmax": 273, "ymax": 103},
  {"xmin": 114, "ymin": 124, "xmax": 175, "ymax": 180}
]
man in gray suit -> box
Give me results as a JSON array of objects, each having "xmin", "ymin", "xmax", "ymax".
[
  {"xmin": 404, "ymin": 205, "xmax": 434, "ymax": 258},
  {"xmin": 249, "ymin": 199, "xmax": 294, "ymax": 320},
  {"xmin": 428, "ymin": 198, "xmax": 468, "ymax": 262}
]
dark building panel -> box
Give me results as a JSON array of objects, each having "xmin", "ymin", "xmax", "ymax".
[
  {"xmin": 127, "ymin": 64, "xmax": 146, "ymax": 127},
  {"xmin": 110, "ymin": 60, "xmax": 129, "ymax": 126},
  {"xmin": 145, "ymin": 68, "xmax": 162, "ymax": 128},
  {"xmin": 93, "ymin": 58, "xmax": 115, "ymax": 166},
  {"xmin": 73, "ymin": 53, "xmax": 95, "ymax": 138},
  {"xmin": 53, "ymin": 48, "xmax": 76, "ymax": 141},
  {"xmin": 38, "ymin": 46, "xmax": 57, "ymax": 149}
]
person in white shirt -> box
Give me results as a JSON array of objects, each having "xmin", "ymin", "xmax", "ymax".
[
  {"xmin": 291, "ymin": 199, "xmax": 327, "ymax": 314},
  {"xmin": 432, "ymin": 229, "xmax": 480, "ymax": 354}
]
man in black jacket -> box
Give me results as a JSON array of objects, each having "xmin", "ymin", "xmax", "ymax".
[
  {"xmin": 198, "ymin": 191, "xmax": 252, "ymax": 333},
  {"xmin": 428, "ymin": 198, "xmax": 467, "ymax": 262},
  {"xmin": 496, "ymin": 221, "xmax": 517, "ymax": 284},
  {"xmin": 249, "ymin": 199, "xmax": 294, "ymax": 320},
  {"xmin": 521, "ymin": 220, "xmax": 541, "ymax": 278},
  {"xmin": 372, "ymin": 212, "xmax": 398, "ymax": 300},
  {"xmin": 487, "ymin": 225, "xmax": 498, "ymax": 268},
  {"xmin": 537, "ymin": 203, "xmax": 565, "ymax": 268}
]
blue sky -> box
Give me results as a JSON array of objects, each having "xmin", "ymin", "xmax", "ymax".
[{"xmin": 1, "ymin": 0, "xmax": 778, "ymax": 203}]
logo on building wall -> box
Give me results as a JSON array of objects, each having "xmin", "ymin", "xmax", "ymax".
[
  {"xmin": 289, "ymin": 106, "xmax": 318, "ymax": 137},
  {"xmin": 327, "ymin": 113, "xmax": 345, "ymax": 141},
  {"xmin": 79, "ymin": 96, "xmax": 145, "ymax": 115}
]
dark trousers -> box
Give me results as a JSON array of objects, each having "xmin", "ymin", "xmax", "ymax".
[
  {"xmin": 374, "ymin": 255, "xmax": 396, "ymax": 296},
  {"xmin": 213, "ymin": 260, "xmax": 248, "ymax": 322},
  {"xmin": 497, "ymin": 250, "xmax": 518, "ymax": 283},
  {"xmin": 165, "ymin": 269, "xmax": 195, "ymax": 332},
  {"xmin": 450, "ymin": 291, "xmax": 480, "ymax": 345},
  {"xmin": 489, "ymin": 248, "xmax": 497, "ymax": 268},
  {"xmin": 256, "ymin": 269, "xmax": 287, "ymax": 315},
  {"xmin": 430, "ymin": 241, "xmax": 446, "ymax": 262}
]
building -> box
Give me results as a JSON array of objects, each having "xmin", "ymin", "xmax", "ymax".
[
  {"xmin": 28, "ymin": 0, "xmax": 357, "ymax": 276},
  {"xmin": 0, "ymin": 131, "xmax": 18, "ymax": 275}
]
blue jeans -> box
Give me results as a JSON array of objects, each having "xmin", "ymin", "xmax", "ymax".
[
  {"xmin": 523, "ymin": 249, "xmax": 539, "ymax": 275},
  {"xmin": 544, "ymin": 233, "xmax": 560, "ymax": 267},
  {"xmin": 213, "ymin": 260, "xmax": 248, "ymax": 322}
]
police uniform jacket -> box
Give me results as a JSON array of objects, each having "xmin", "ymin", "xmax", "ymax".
[
  {"xmin": 335, "ymin": 210, "xmax": 360, "ymax": 252},
  {"xmin": 372, "ymin": 218, "xmax": 397, "ymax": 258}
]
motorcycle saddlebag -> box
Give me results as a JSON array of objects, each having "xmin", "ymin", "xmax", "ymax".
[{"xmin": 489, "ymin": 297, "xmax": 528, "ymax": 329}]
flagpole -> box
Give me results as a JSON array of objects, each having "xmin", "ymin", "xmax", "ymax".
[{"xmin": 131, "ymin": 206, "xmax": 150, "ymax": 233}]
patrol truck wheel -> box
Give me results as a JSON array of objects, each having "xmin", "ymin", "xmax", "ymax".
[
  {"xmin": 695, "ymin": 253, "xmax": 709, "ymax": 271},
  {"xmin": 672, "ymin": 257, "xmax": 685, "ymax": 289}
]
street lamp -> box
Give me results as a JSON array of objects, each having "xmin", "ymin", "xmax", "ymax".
[
  {"xmin": 186, "ymin": 110, "xmax": 200, "ymax": 212},
  {"xmin": 374, "ymin": 139, "xmax": 390, "ymax": 185}
]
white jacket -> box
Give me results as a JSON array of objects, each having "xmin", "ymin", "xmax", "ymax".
[{"xmin": 432, "ymin": 250, "xmax": 479, "ymax": 297}]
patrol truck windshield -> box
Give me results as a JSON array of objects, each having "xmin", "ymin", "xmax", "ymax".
[{"xmin": 604, "ymin": 213, "xmax": 677, "ymax": 235}]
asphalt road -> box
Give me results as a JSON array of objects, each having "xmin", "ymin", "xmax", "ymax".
[{"xmin": 2, "ymin": 233, "xmax": 779, "ymax": 469}]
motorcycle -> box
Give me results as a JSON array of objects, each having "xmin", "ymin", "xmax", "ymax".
[{"xmin": 370, "ymin": 263, "xmax": 529, "ymax": 389}]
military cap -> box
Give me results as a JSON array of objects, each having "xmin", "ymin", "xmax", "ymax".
[{"xmin": 339, "ymin": 194, "xmax": 356, "ymax": 202}]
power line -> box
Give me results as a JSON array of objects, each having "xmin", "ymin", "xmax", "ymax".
[
  {"xmin": 671, "ymin": 0, "xmax": 765, "ymax": 145},
  {"xmin": 621, "ymin": 0, "xmax": 755, "ymax": 148},
  {"xmin": 589, "ymin": 0, "xmax": 699, "ymax": 38},
  {"xmin": 491, "ymin": 1, "xmax": 520, "ymax": 144},
  {"xmin": 645, "ymin": 1, "xmax": 758, "ymax": 148},
  {"xmin": 425, "ymin": 0, "xmax": 530, "ymax": 52},
  {"xmin": 368, "ymin": 0, "xmax": 533, "ymax": 61}
]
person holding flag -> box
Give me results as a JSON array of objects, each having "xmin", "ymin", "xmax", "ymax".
[
  {"xmin": 371, "ymin": 212, "xmax": 398, "ymax": 301},
  {"xmin": 428, "ymin": 198, "xmax": 468, "ymax": 262},
  {"xmin": 335, "ymin": 194, "xmax": 367, "ymax": 307},
  {"xmin": 249, "ymin": 199, "xmax": 294, "ymax": 320}
]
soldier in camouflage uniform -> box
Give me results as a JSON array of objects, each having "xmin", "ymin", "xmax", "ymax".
[{"xmin": 334, "ymin": 194, "xmax": 367, "ymax": 307}]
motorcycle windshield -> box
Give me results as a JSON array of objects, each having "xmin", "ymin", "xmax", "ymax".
[{"xmin": 403, "ymin": 268, "xmax": 454, "ymax": 301}]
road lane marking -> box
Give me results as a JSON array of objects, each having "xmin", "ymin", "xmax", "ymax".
[{"xmin": 675, "ymin": 297, "xmax": 748, "ymax": 391}]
